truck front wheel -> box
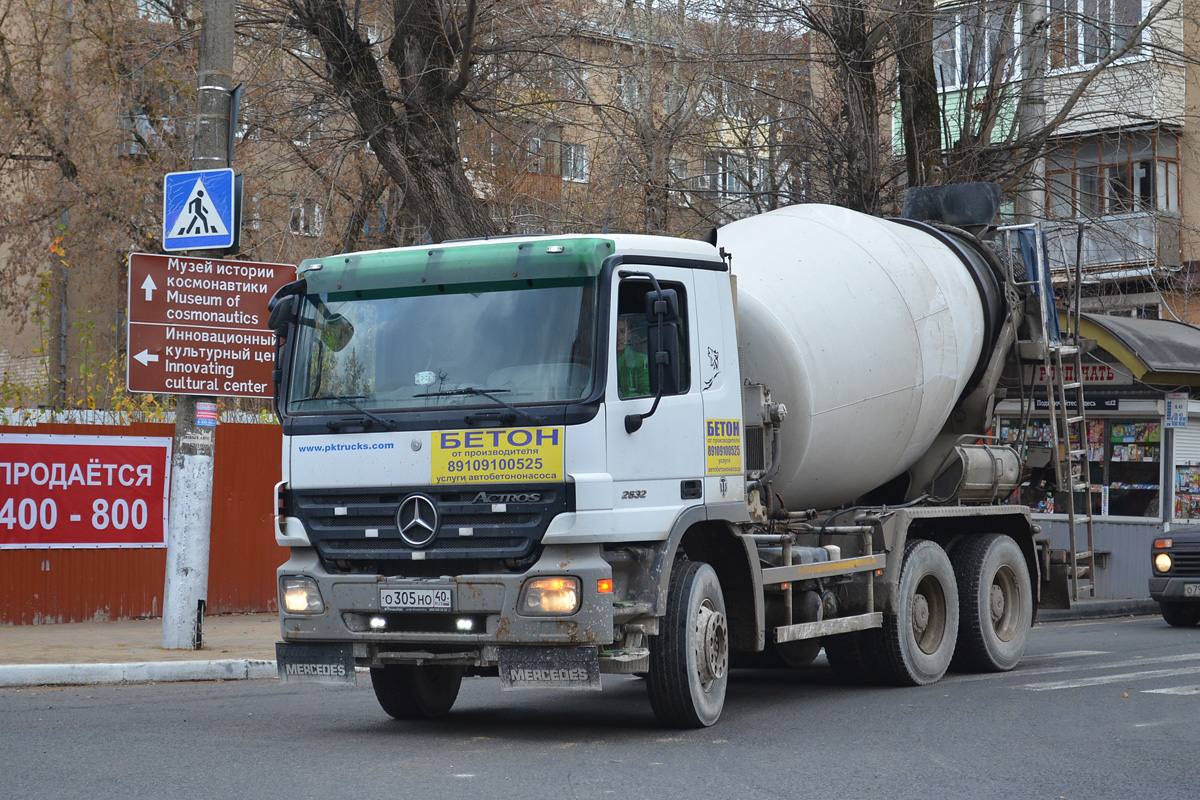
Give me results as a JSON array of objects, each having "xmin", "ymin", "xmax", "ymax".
[
  {"xmin": 370, "ymin": 664, "xmax": 464, "ymax": 720},
  {"xmin": 647, "ymin": 561, "xmax": 729, "ymax": 728},
  {"xmin": 878, "ymin": 539, "xmax": 959, "ymax": 686},
  {"xmin": 951, "ymin": 533, "xmax": 1033, "ymax": 671}
]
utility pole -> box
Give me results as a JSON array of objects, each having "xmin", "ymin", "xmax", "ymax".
[
  {"xmin": 162, "ymin": 0, "xmax": 235, "ymax": 650},
  {"xmin": 1016, "ymin": 0, "xmax": 1048, "ymax": 223}
]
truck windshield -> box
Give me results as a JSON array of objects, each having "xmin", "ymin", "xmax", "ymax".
[{"xmin": 286, "ymin": 279, "xmax": 599, "ymax": 415}]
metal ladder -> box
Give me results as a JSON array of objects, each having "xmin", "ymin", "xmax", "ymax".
[{"xmin": 1001, "ymin": 223, "xmax": 1097, "ymax": 600}]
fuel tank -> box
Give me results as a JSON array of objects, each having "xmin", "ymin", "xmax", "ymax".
[{"xmin": 717, "ymin": 204, "xmax": 1001, "ymax": 511}]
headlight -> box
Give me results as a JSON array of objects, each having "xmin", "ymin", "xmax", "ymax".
[
  {"xmin": 519, "ymin": 576, "xmax": 581, "ymax": 615},
  {"xmin": 281, "ymin": 576, "xmax": 325, "ymax": 614},
  {"xmin": 1154, "ymin": 553, "xmax": 1173, "ymax": 574}
]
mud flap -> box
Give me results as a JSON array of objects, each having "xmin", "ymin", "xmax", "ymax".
[
  {"xmin": 276, "ymin": 642, "xmax": 356, "ymax": 684},
  {"xmin": 497, "ymin": 645, "xmax": 602, "ymax": 691}
]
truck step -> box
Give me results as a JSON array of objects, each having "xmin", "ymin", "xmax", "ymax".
[
  {"xmin": 599, "ymin": 648, "xmax": 650, "ymax": 674},
  {"xmin": 774, "ymin": 612, "xmax": 882, "ymax": 643}
]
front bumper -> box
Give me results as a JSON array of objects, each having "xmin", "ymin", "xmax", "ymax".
[
  {"xmin": 278, "ymin": 543, "xmax": 615, "ymax": 665},
  {"xmin": 1149, "ymin": 575, "xmax": 1200, "ymax": 603}
]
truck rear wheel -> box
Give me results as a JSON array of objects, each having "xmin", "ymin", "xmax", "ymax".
[
  {"xmin": 370, "ymin": 664, "xmax": 464, "ymax": 720},
  {"xmin": 951, "ymin": 533, "xmax": 1033, "ymax": 671},
  {"xmin": 878, "ymin": 539, "xmax": 958, "ymax": 686},
  {"xmin": 1160, "ymin": 602, "xmax": 1200, "ymax": 627},
  {"xmin": 647, "ymin": 561, "xmax": 729, "ymax": 728}
]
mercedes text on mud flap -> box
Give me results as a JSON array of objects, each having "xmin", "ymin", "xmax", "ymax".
[{"xmin": 270, "ymin": 185, "xmax": 1062, "ymax": 727}]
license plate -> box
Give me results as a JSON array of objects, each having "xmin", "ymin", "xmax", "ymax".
[
  {"xmin": 380, "ymin": 585, "xmax": 453, "ymax": 611},
  {"xmin": 1184, "ymin": 583, "xmax": 1200, "ymax": 598}
]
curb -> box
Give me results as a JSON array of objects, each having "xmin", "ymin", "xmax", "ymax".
[
  {"xmin": 0, "ymin": 659, "xmax": 277, "ymax": 689},
  {"xmin": 1037, "ymin": 598, "xmax": 1159, "ymax": 622}
]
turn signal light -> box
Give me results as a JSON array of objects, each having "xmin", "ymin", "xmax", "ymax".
[
  {"xmin": 519, "ymin": 576, "xmax": 581, "ymax": 615},
  {"xmin": 597, "ymin": 579, "xmax": 613, "ymax": 594},
  {"xmin": 1153, "ymin": 538, "xmax": 1173, "ymax": 549}
]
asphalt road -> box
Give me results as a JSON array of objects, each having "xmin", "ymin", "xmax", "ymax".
[{"xmin": 2, "ymin": 615, "xmax": 1197, "ymax": 800}]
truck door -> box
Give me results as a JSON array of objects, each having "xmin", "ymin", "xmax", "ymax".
[{"xmin": 605, "ymin": 268, "xmax": 704, "ymax": 538}]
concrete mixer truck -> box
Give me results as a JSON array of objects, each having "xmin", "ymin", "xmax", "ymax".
[{"xmin": 268, "ymin": 185, "xmax": 1055, "ymax": 727}]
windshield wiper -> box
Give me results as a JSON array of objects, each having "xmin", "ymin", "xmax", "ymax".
[
  {"xmin": 414, "ymin": 387, "xmax": 546, "ymax": 425},
  {"xmin": 292, "ymin": 393, "xmax": 396, "ymax": 431}
]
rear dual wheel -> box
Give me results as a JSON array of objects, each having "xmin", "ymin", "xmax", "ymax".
[
  {"xmin": 951, "ymin": 533, "xmax": 1033, "ymax": 672},
  {"xmin": 877, "ymin": 539, "xmax": 959, "ymax": 686}
]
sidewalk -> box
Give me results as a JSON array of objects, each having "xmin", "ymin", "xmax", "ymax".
[
  {"xmin": 0, "ymin": 613, "xmax": 279, "ymax": 688},
  {"xmin": 0, "ymin": 599, "xmax": 1161, "ymax": 689}
]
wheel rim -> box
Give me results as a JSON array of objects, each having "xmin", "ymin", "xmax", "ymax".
[
  {"xmin": 694, "ymin": 599, "xmax": 728, "ymax": 688},
  {"xmin": 990, "ymin": 564, "xmax": 1020, "ymax": 643},
  {"xmin": 911, "ymin": 573, "xmax": 947, "ymax": 655}
]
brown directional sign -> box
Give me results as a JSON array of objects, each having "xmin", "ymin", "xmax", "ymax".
[{"xmin": 126, "ymin": 253, "xmax": 296, "ymax": 397}]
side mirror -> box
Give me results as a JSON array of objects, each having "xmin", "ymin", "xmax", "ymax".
[
  {"xmin": 647, "ymin": 321, "xmax": 681, "ymax": 396},
  {"xmin": 267, "ymin": 295, "xmax": 295, "ymax": 330},
  {"xmin": 320, "ymin": 313, "xmax": 355, "ymax": 352},
  {"xmin": 643, "ymin": 287, "xmax": 680, "ymax": 323},
  {"xmin": 267, "ymin": 279, "xmax": 306, "ymax": 330}
]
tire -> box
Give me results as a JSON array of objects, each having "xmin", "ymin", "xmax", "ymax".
[
  {"xmin": 877, "ymin": 539, "xmax": 959, "ymax": 686},
  {"xmin": 775, "ymin": 638, "xmax": 823, "ymax": 668},
  {"xmin": 951, "ymin": 533, "xmax": 1034, "ymax": 672},
  {"xmin": 823, "ymin": 631, "xmax": 878, "ymax": 684},
  {"xmin": 647, "ymin": 561, "xmax": 729, "ymax": 728},
  {"xmin": 369, "ymin": 664, "xmax": 464, "ymax": 720},
  {"xmin": 1160, "ymin": 602, "xmax": 1200, "ymax": 627}
]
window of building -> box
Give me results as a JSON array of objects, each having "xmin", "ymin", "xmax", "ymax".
[
  {"xmin": 290, "ymin": 198, "xmax": 323, "ymax": 237},
  {"xmin": 1050, "ymin": 0, "xmax": 1142, "ymax": 69},
  {"xmin": 1046, "ymin": 132, "xmax": 1181, "ymax": 219},
  {"xmin": 698, "ymin": 152, "xmax": 769, "ymax": 200},
  {"xmin": 562, "ymin": 143, "xmax": 590, "ymax": 183},
  {"xmin": 933, "ymin": 2, "xmax": 1018, "ymax": 89}
]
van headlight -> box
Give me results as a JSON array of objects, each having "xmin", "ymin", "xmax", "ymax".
[
  {"xmin": 1154, "ymin": 553, "xmax": 1173, "ymax": 574},
  {"xmin": 281, "ymin": 576, "xmax": 325, "ymax": 614}
]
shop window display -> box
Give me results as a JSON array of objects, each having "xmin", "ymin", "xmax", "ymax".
[{"xmin": 999, "ymin": 418, "xmax": 1161, "ymax": 518}]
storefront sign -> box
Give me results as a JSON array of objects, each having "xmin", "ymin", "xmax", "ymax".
[
  {"xmin": 1032, "ymin": 363, "xmax": 1133, "ymax": 386},
  {"xmin": 0, "ymin": 434, "xmax": 172, "ymax": 549},
  {"xmin": 1165, "ymin": 392, "xmax": 1189, "ymax": 428},
  {"xmin": 1034, "ymin": 397, "xmax": 1120, "ymax": 411}
]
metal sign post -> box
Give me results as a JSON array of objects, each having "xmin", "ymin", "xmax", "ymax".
[{"xmin": 161, "ymin": 0, "xmax": 236, "ymax": 651}]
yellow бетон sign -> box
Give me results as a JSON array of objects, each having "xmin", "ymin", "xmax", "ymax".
[
  {"xmin": 705, "ymin": 419, "xmax": 742, "ymax": 475},
  {"xmin": 431, "ymin": 427, "xmax": 564, "ymax": 485}
]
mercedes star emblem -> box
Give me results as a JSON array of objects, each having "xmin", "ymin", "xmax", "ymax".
[{"xmin": 396, "ymin": 493, "xmax": 439, "ymax": 547}]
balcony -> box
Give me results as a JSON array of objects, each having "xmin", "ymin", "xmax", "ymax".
[{"xmin": 1045, "ymin": 211, "xmax": 1181, "ymax": 281}]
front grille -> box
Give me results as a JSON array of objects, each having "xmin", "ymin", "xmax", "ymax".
[
  {"xmin": 1170, "ymin": 551, "xmax": 1200, "ymax": 577},
  {"xmin": 288, "ymin": 483, "xmax": 571, "ymax": 565}
]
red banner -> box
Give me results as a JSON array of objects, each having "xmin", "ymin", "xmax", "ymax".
[{"xmin": 0, "ymin": 434, "xmax": 172, "ymax": 548}]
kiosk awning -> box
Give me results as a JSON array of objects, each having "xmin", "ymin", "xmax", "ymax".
[{"xmin": 1064, "ymin": 312, "xmax": 1200, "ymax": 387}]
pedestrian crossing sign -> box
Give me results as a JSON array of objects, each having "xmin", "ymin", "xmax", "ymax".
[{"xmin": 162, "ymin": 168, "xmax": 236, "ymax": 251}]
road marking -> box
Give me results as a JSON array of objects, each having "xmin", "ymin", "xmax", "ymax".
[
  {"xmin": 1021, "ymin": 650, "xmax": 1108, "ymax": 662},
  {"xmin": 1025, "ymin": 666, "xmax": 1200, "ymax": 691},
  {"xmin": 1142, "ymin": 686, "xmax": 1200, "ymax": 696},
  {"xmin": 952, "ymin": 652, "xmax": 1200, "ymax": 683}
]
